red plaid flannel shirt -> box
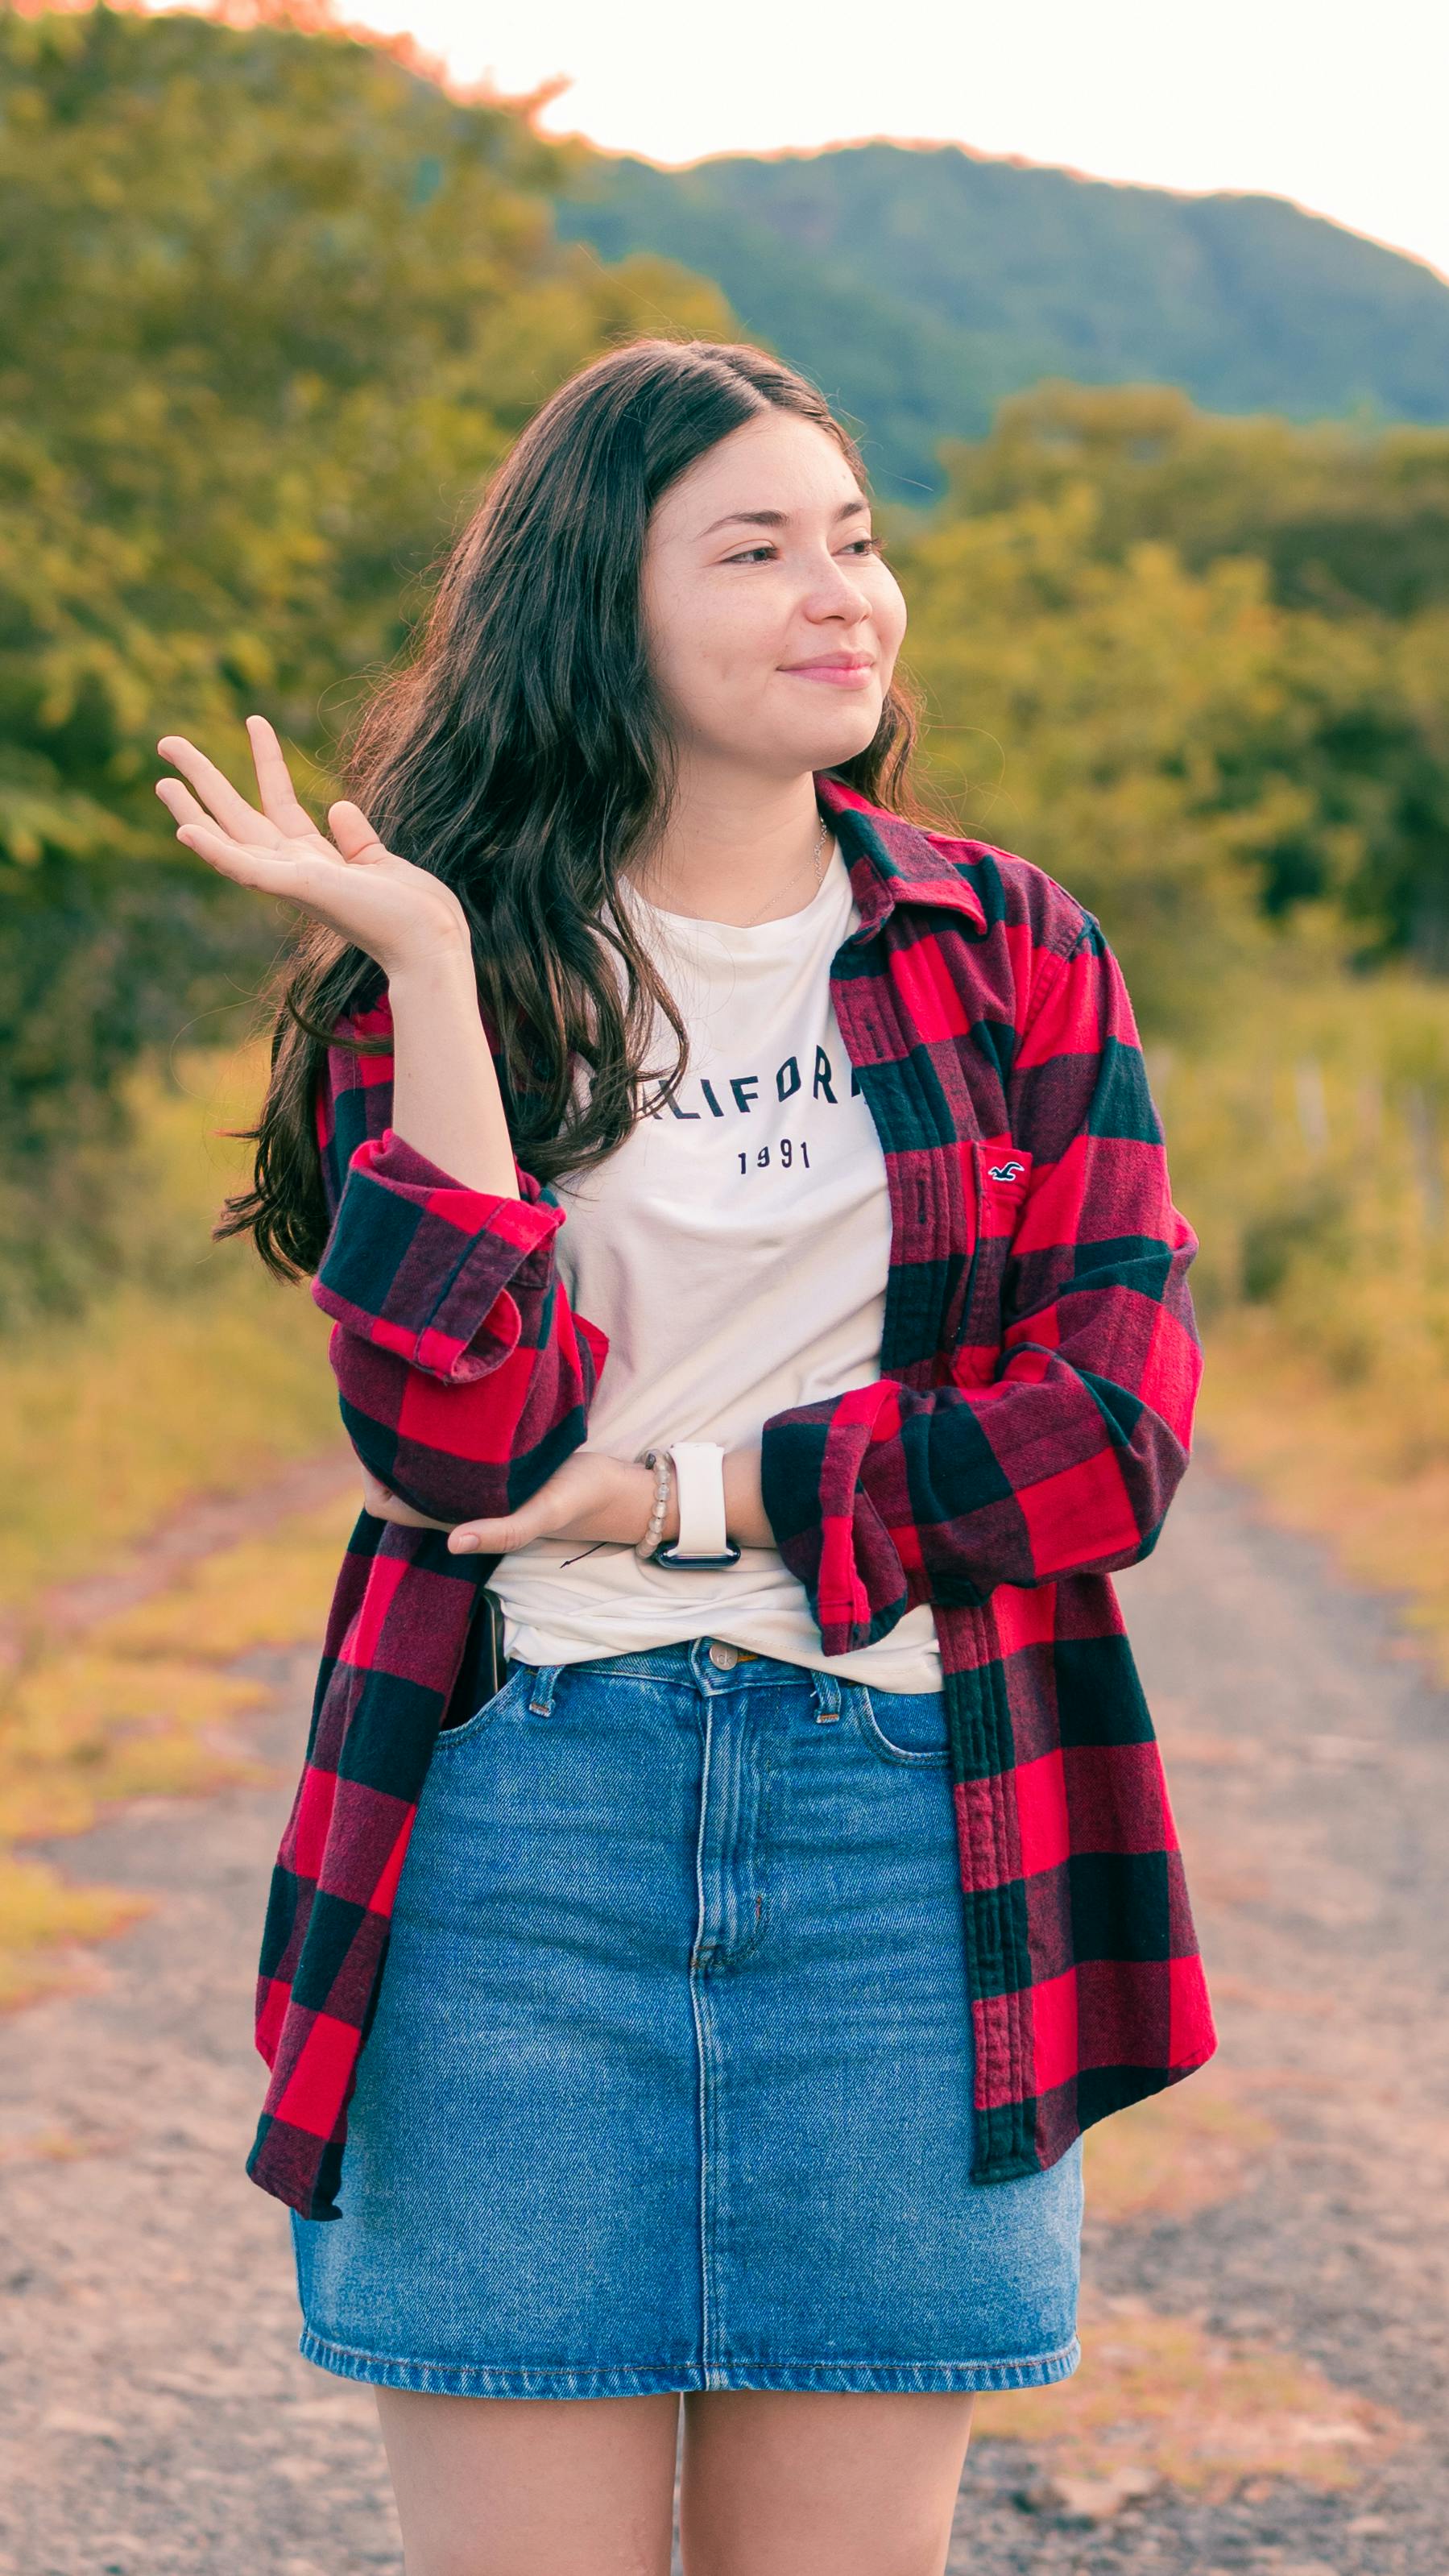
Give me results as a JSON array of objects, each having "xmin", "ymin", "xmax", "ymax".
[{"xmin": 247, "ymin": 770, "xmax": 1215, "ymax": 2222}]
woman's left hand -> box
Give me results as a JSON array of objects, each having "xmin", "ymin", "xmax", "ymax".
[
  {"xmin": 359, "ymin": 1442, "xmax": 773, "ymax": 1554},
  {"xmin": 358, "ymin": 1452, "xmax": 653, "ymax": 1554}
]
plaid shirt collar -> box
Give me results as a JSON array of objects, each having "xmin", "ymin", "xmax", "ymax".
[{"xmin": 813, "ymin": 770, "xmax": 989, "ymax": 941}]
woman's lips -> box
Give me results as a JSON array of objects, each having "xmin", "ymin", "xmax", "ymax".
[{"xmin": 780, "ymin": 661, "xmax": 875, "ymax": 688}]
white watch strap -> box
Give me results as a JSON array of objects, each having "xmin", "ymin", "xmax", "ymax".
[{"xmin": 668, "ymin": 1441, "xmax": 728, "ymax": 1558}]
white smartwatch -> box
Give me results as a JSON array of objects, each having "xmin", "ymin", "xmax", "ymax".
[{"xmin": 652, "ymin": 1440, "xmax": 741, "ymax": 1570}]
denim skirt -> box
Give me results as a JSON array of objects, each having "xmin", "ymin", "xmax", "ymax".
[{"xmin": 290, "ymin": 1637, "xmax": 1083, "ymax": 2397}]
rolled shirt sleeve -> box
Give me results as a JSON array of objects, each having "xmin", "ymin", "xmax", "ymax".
[
  {"xmin": 308, "ymin": 1000, "xmax": 608, "ymax": 1525},
  {"xmin": 312, "ymin": 1126, "xmax": 570, "ymax": 1384}
]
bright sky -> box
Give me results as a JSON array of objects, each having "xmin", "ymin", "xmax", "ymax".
[{"xmin": 272, "ymin": 0, "xmax": 1449, "ymax": 286}]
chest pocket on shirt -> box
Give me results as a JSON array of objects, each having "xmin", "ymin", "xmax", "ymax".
[{"xmin": 947, "ymin": 1142, "xmax": 1035, "ymax": 1386}]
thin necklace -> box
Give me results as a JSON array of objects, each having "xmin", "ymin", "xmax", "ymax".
[
  {"xmin": 732, "ymin": 807, "xmax": 830, "ymax": 928},
  {"xmin": 632, "ymin": 807, "xmax": 833, "ymax": 928}
]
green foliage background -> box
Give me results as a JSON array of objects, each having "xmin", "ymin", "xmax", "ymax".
[
  {"xmin": 0, "ymin": 0, "xmax": 729, "ymax": 1320},
  {"xmin": 2, "ymin": 0, "xmax": 1447, "ymax": 1430}
]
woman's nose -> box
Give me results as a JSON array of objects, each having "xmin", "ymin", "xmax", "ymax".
[{"xmin": 803, "ymin": 560, "xmax": 871, "ymax": 613}]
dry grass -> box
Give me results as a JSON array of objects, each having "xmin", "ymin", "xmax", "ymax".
[
  {"xmin": 978, "ymin": 2069, "xmax": 1404, "ymax": 2496},
  {"xmin": 977, "ymin": 2290, "xmax": 1406, "ymax": 2496},
  {"xmin": 0, "ymin": 1856, "xmax": 155, "ymax": 2011},
  {"xmin": 1197, "ymin": 1315, "xmax": 1449, "ymax": 1678},
  {"xmin": 0, "ymin": 1036, "xmax": 339, "ymax": 1613},
  {"xmin": 0, "ymin": 1032, "xmax": 360, "ymax": 2009},
  {"xmin": 975, "ymin": 2063, "xmax": 1409, "ymax": 2497},
  {"xmin": 1080, "ymin": 2063, "xmax": 1277, "ymax": 2226},
  {"xmin": 86, "ymin": 1489, "xmax": 360, "ymax": 1669},
  {"xmin": 0, "ymin": 1486, "xmax": 357, "ymax": 2010},
  {"xmin": 1160, "ymin": 958, "xmax": 1449, "ymax": 1679},
  {"xmin": 0, "ymin": 2119, "xmax": 130, "ymax": 2164}
]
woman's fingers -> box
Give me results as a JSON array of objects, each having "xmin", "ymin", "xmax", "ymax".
[
  {"xmin": 375, "ymin": 1496, "xmax": 453, "ymax": 1528},
  {"xmin": 328, "ymin": 799, "xmax": 392, "ymax": 866},
  {"xmin": 158, "ymin": 725, "xmax": 391, "ymax": 878},
  {"xmin": 358, "ymin": 1469, "xmax": 453, "ymax": 1530},
  {"xmin": 172, "ymin": 818, "xmax": 312, "ymax": 894},
  {"xmin": 445, "ymin": 1452, "xmax": 640, "ymax": 1555},
  {"xmin": 159, "ymin": 723, "xmax": 466, "ymax": 971},
  {"xmin": 156, "ymin": 731, "xmax": 276, "ymax": 845},
  {"xmin": 448, "ymin": 1515, "xmax": 529, "ymax": 1554},
  {"xmin": 155, "ymin": 775, "xmax": 213, "ymax": 830},
  {"xmin": 245, "ymin": 712, "xmax": 327, "ymax": 844}
]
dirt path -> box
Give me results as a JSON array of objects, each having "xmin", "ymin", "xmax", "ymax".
[{"xmin": 0, "ymin": 1452, "xmax": 1444, "ymax": 2574}]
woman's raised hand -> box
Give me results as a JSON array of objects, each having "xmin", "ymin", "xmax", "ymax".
[{"xmin": 155, "ymin": 714, "xmax": 470, "ymax": 975}]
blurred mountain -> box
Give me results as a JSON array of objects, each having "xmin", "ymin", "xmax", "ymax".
[{"xmin": 553, "ymin": 140, "xmax": 1449, "ymax": 500}]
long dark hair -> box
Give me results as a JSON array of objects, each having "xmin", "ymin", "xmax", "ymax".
[{"xmin": 214, "ymin": 334, "xmax": 939, "ymax": 1282}]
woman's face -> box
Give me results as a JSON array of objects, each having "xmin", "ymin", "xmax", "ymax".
[{"xmin": 640, "ymin": 411, "xmax": 907, "ymax": 781}]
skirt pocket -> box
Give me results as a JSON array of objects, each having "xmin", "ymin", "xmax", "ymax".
[
  {"xmin": 431, "ymin": 1658, "xmax": 530, "ymax": 1750},
  {"xmin": 851, "ymin": 1681, "xmax": 953, "ymax": 1766}
]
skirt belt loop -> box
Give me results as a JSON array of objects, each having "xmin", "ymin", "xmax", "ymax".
[
  {"xmin": 527, "ymin": 1663, "xmax": 561, "ymax": 1717},
  {"xmin": 811, "ymin": 1667, "xmax": 843, "ymax": 1723}
]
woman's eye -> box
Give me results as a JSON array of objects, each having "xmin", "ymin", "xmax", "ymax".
[{"xmin": 724, "ymin": 536, "xmax": 885, "ymax": 565}]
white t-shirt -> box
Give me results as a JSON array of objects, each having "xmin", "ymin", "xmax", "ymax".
[{"xmin": 487, "ymin": 839, "xmax": 944, "ymax": 1693}]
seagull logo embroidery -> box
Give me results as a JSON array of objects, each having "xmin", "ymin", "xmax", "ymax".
[{"xmin": 987, "ymin": 1159, "xmax": 1026, "ymax": 1182}]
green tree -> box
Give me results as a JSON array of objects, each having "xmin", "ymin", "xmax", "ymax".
[
  {"xmin": 907, "ymin": 387, "xmax": 1449, "ymax": 985},
  {"xmin": 938, "ymin": 380, "xmax": 1449, "ymax": 619},
  {"xmin": 893, "ymin": 478, "xmax": 1287, "ymax": 1030},
  {"xmin": 0, "ymin": 0, "xmax": 733, "ymax": 1319}
]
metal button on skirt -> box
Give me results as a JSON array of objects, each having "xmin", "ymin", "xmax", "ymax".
[{"xmin": 289, "ymin": 1638, "xmax": 1083, "ymax": 2397}]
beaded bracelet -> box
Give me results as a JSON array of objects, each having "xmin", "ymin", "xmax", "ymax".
[{"xmin": 634, "ymin": 1447, "xmax": 674, "ymax": 1560}]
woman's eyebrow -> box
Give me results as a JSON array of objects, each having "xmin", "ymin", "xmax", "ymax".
[{"xmin": 697, "ymin": 498, "xmax": 870, "ymax": 539}]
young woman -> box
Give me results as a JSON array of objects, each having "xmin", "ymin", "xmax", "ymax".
[{"xmin": 155, "ymin": 338, "xmax": 1215, "ymax": 2576}]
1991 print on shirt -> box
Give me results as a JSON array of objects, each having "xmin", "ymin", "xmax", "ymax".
[
  {"xmin": 644, "ymin": 1029, "xmax": 857, "ymax": 1181},
  {"xmin": 485, "ymin": 845, "xmax": 945, "ymax": 1690}
]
